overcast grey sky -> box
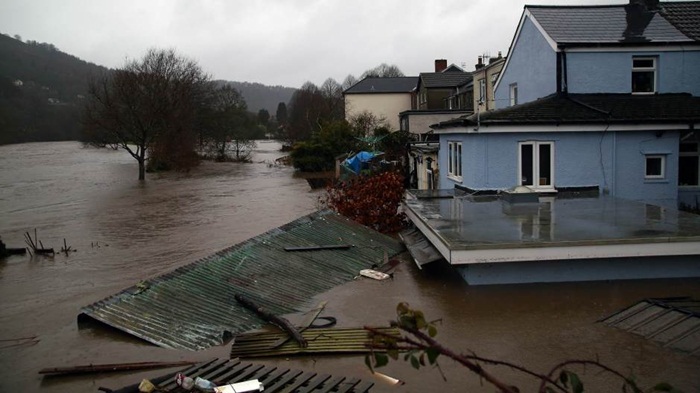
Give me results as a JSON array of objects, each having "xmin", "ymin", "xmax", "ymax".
[{"xmin": 1, "ymin": 0, "xmax": 628, "ymax": 88}]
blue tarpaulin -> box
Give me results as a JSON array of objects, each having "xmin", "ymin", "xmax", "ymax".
[{"xmin": 344, "ymin": 151, "xmax": 377, "ymax": 174}]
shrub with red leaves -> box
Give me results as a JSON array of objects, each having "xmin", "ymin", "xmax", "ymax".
[{"xmin": 323, "ymin": 171, "xmax": 408, "ymax": 234}]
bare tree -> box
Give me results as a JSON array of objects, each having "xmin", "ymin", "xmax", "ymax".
[
  {"xmin": 200, "ymin": 84, "xmax": 254, "ymax": 162},
  {"xmin": 82, "ymin": 48, "xmax": 210, "ymax": 180},
  {"xmin": 360, "ymin": 63, "xmax": 405, "ymax": 79},
  {"xmin": 320, "ymin": 78, "xmax": 344, "ymax": 120},
  {"xmin": 342, "ymin": 74, "xmax": 358, "ymax": 90},
  {"xmin": 349, "ymin": 110, "xmax": 390, "ymax": 137}
]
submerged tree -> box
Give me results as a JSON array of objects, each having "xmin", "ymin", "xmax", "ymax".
[
  {"xmin": 82, "ymin": 48, "xmax": 210, "ymax": 180},
  {"xmin": 199, "ymin": 84, "xmax": 255, "ymax": 162}
]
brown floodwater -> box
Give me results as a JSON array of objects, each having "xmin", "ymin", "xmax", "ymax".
[{"xmin": 1, "ymin": 141, "xmax": 699, "ymax": 393}]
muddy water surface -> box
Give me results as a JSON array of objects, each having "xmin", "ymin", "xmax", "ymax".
[{"xmin": 1, "ymin": 141, "xmax": 699, "ymax": 393}]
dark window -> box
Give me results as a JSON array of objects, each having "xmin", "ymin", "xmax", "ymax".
[
  {"xmin": 645, "ymin": 155, "xmax": 664, "ymax": 178},
  {"xmin": 521, "ymin": 144, "xmax": 533, "ymax": 186},
  {"xmin": 632, "ymin": 57, "xmax": 656, "ymax": 94},
  {"xmin": 539, "ymin": 144, "xmax": 551, "ymax": 186}
]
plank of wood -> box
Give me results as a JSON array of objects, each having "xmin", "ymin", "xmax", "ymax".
[
  {"xmin": 269, "ymin": 301, "xmax": 327, "ymax": 349},
  {"xmin": 38, "ymin": 361, "xmax": 196, "ymax": 376}
]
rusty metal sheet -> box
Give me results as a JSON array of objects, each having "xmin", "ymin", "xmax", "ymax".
[{"xmin": 79, "ymin": 211, "xmax": 404, "ymax": 350}]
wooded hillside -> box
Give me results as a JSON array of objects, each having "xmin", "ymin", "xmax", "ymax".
[{"xmin": 0, "ymin": 33, "xmax": 297, "ymax": 145}]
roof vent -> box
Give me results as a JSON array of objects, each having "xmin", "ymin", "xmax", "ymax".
[{"xmin": 501, "ymin": 186, "xmax": 539, "ymax": 204}]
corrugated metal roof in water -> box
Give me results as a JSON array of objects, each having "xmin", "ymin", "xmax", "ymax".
[{"xmin": 79, "ymin": 210, "xmax": 404, "ymax": 351}]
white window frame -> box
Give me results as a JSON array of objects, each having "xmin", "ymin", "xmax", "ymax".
[
  {"xmin": 478, "ymin": 79, "xmax": 486, "ymax": 104},
  {"xmin": 447, "ymin": 141, "xmax": 463, "ymax": 181},
  {"xmin": 644, "ymin": 154, "xmax": 666, "ymax": 179},
  {"xmin": 632, "ymin": 57, "xmax": 657, "ymax": 94},
  {"xmin": 518, "ymin": 141, "xmax": 555, "ymax": 191},
  {"xmin": 509, "ymin": 83, "xmax": 518, "ymax": 106}
]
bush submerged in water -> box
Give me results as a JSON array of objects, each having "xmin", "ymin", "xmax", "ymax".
[{"xmin": 323, "ymin": 171, "xmax": 407, "ymax": 234}]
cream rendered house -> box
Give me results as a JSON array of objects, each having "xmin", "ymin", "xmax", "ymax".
[
  {"xmin": 472, "ymin": 53, "xmax": 505, "ymax": 112},
  {"xmin": 343, "ymin": 77, "xmax": 418, "ymax": 131}
]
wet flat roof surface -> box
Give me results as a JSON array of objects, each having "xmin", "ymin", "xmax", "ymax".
[{"xmin": 404, "ymin": 192, "xmax": 700, "ymax": 251}]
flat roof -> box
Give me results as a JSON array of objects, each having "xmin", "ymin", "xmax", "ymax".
[{"xmin": 403, "ymin": 192, "xmax": 700, "ymax": 265}]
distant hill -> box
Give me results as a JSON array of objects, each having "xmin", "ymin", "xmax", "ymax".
[
  {"xmin": 215, "ymin": 80, "xmax": 296, "ymax": 115},
  {"xmin": 0, "ymin": 33, "xmax": 296, "ymax": 145},
  {"xmin": 0, "ymin": 33, "xmax": 109, "ymax": 144}
]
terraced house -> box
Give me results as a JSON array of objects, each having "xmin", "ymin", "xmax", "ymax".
[{"xmin": 432, "ymin": 0, "xmax": 700, "ymax": 209}]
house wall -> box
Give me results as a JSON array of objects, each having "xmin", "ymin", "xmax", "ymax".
[
  {"xmin": 418, "ymin": 87, "xmax": 453, "ymax": 110},
  {"xmin": 472, "ymin": 60, "xmax": 505, "ymax": 112},
  {"xmin": 458, "ymin": 255, "xmax": 700, "ymax": 285},
  {"xmin": 440, "ymin": 129, "xmax": 679, "ymax": 207},
  {"xmin": 567, "ymin": 50, "xmax": 700, "ymax": 95},
  {"xmin": 494, "ymin": 16, "xmax": 557, "ymax": 109},
  {"xmin": 344, "ymin": 93, "xmax": 412, "ymax": 131},
  {"xmin": 403, "ymin": 112, "xmax": 471, "ymax": 135}
]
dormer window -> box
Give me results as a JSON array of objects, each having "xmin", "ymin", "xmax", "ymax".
[{"xmin": 632, "ymin": 57, "xmax": 656, "ymax": 94}]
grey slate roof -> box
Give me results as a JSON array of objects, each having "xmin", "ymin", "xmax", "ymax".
[
  {"xmin": 419, "ymin": 72, "xmax": 472, "ymax": 89},
  {"xmin": 527, "ymin": 2, "xmax": 698, "ymax": 45},
  {"xmin": 433, "ymin": 93, "xmax": 700, "ymax": 128},
  {"xmin": 660, "ymin": 1, "xmax": 700, "ymax": 40},
  {"xmin": 343, "ymin": 76, "xmax": 418, "ymax": 94}
]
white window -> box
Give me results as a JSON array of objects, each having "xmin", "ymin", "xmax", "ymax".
[
  {"xmin": 478, "ymin": 79, "xmax": 486, "ymax": 104},
  {"xmin": 447, "ymin": 141, "xmax": 462, "ymax": 180},
  {"xmin": 679, "ymin": 142, "xmax": 699, "ymax": 186},
  {"xmin": 509, "ymin": 83, "xmax": 518, "ymax": 106},
  {"xmin": 645, "ymin": 155, "xmax": 665, "ymax": 179},
  {"xmin": 519, "ymin": 141, "xmax": 554, "ymax": 189},
  {"xmin": 632, "ymin": 57, "xmax": 656, "ymax": 94}
]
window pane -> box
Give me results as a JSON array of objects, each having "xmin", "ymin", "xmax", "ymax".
[
  {"xmin": 539, "ymin": 144, "xmax": 551, "ymax": 186},
  {"xmin": 521, "ymin": 144, "xmax": 533, "ymax": 185},
  {"xmin": 633, "ymin": 59, "xmax": 654, "ymax": 68},
  {"xmin": 448, "ymin": 143, "xmax": 454, "ymax": 174},
  {"xmin": 632, "ymin": 71, "xmax": 654, "ymax": 93},
  {"xmin": 457, "ymin": 143, "xmax": 462, "ymax": 177},
  {"xmin": 646, "ymin": 157, "xmax": 662, "ymax": 177},
  {"xmin": 679, "ymin": 156, "xmax": 699, "ymax": 186},
  {"xmin": 680, "ymin": 143, "xmax": 698, "ymax": 153}
]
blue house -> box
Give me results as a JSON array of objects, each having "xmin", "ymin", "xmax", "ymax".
[
  {"xmin": 402, "ymin": 0, "xmax": 700, "ymax": 285},
  {"xmin": 434, "ymin": 0, "xmax": 700, "ymax": 208}
]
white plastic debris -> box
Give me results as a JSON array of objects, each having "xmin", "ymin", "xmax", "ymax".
[
  {"xmin": 213, "ymin": 379, "xmax": 265, "ymax": 393},
  {"xmin": 359, "ymin": 269, "xmax": 390, "ymax": 280}
]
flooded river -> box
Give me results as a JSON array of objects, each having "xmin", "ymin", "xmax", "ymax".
[{"xmin": 1, "ymin": 141, "xmax": 699, "ymax": 392}]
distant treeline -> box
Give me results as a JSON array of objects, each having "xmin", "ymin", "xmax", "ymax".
[{"xmin": 0, "ymin": 33, "xmax": 297, "ymax": 145}]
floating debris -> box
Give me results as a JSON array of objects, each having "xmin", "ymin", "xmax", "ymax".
[
  {"xmin": 359, "ymin": 269, "xmax": 390, "ymax": 281},
  {"xmin": 601, "ymin": 297, "xmax": 700, "ymax": 356},
  {"xmin": 79, "ymin": 211, "xmax": 404, "ymax": 350},
  {"xmin": 39, "ymin": 360, "xmax": 196, "ymax": 376},
  {"xmin": 109, "ymin": 358, "xmax": 374, "ymax": 393},
  {"xmin": 230, "ymin": 327, "xmax": 400, "ymax": 358}
]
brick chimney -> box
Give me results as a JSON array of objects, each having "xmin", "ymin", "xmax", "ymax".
[
  {"xmin": 475, "ymin": 56, "xmax": 484, "ymax": 70},
  {"xmin": 435, "ymin": 59, "xmax": 447, "ymax": 72}
]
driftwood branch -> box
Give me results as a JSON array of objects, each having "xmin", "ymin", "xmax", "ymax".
[{"xmin": 234, "ymin": 294, "xmax": 307, "ymax": 348}]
